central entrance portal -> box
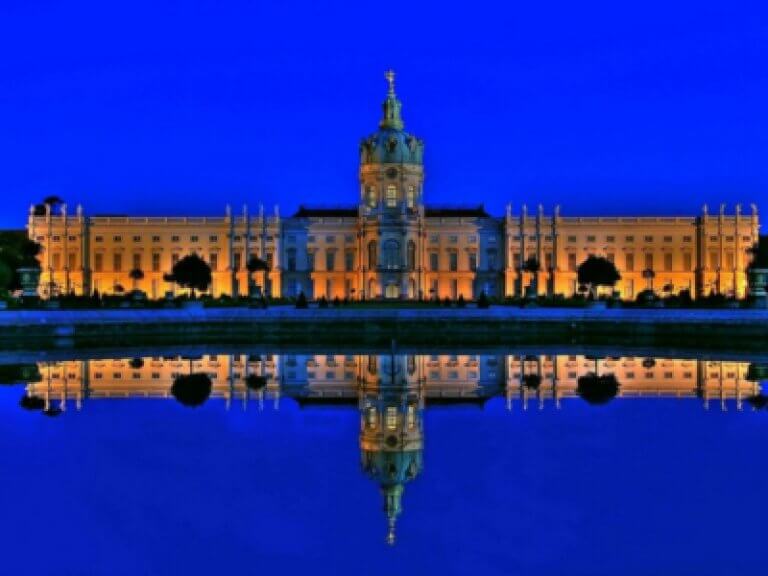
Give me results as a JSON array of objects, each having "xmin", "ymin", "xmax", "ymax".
[{"xmin": 385, "ymin": 283, "xmax": 400, "ymax": 299}]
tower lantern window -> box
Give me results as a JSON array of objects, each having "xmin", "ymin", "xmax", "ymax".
[{"xmin": 386, "ymin": 185, "xmax": 398, "ymax": 208}]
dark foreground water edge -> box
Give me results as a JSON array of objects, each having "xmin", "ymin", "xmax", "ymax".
[{"xmin": 1, "ymin": 346, "xmax": 767, "ymax": 576}]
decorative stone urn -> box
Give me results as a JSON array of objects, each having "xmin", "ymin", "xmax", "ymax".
[
  {"xmin": 748, "ymin": 268, "xmax": 768, "ymax": 308},
  {"xmin": 16, "ymin": 267, "xmax": 41, "ymax": 299}
]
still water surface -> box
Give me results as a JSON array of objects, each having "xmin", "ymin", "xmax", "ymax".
[{"xmin": 1, "ymin": 349, "xmax": 766, "ymax": 575}]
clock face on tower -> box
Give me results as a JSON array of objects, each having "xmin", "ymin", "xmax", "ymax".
[{"xmin": 385, "ymin": 168, "xmax": 398, "ymax": 180}]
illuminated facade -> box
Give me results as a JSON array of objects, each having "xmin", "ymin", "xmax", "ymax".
[{"xmin": 28, "ymin": 72, "xmax": 760, "ymax": 300}]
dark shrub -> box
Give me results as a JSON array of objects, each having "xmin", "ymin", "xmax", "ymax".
[
  {"xmin": 245, "ymin": 374, "xmax": 267, "ymax": 391},
  {"xmin": 295, "ymin": 291, "xmax": 308, "ymax": 309}
]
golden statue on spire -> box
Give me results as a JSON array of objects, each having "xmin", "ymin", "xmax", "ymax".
[{"xmin": 385, "ymin": 69, "xmax": 396, "ymax": 94}]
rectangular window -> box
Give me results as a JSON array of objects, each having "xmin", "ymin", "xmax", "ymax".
[
  {"xmin": 113, "ymin": 235, "xmax": 122, "ymax": 243},
  {"xmin": 683, "ymin": 236, "xmax": 692, "ymax": 243},
  {"xmin": 512, "ymin": 252, "xmax": 521, "ymax": 269},
  {"xmin": 345, "ymin": 251, "xmax": 354, "ymax": 272},
  {"xmin": 94, "ymin": 253, "xmax": 103, "ymax": 272},
  {"xmin": 171, "ymin": 235, "xmax": 180, "ymax": 243},
  {"xmin": 429, "ymin": 253, "xmax": 439, "ymax": 271},
  {"xmin": 325, "ymin": 251, "xmax": 335, "ymax": 271},
  {"xmin": 683, "ymin": 253, "xmax": 692, "ymax": 271},
  {"xmin": 209, "ymin": 235, "xmax": 218, "ymax": 243},
  {"xmin": 132, "ymin": 253, "xmax": 141, "ymax": 270},
  {"xmin": 644, "ymin": 236, "xmax": 653, "ymax": 243},
  {"xmin": 386, "ymin": 185, "xmax": 397, "ymax": 208},
  {"xmin": 287, "ymin": 250, "xmax": 296, "ymax": 272},
  {"xmin": 152, "ymin": 235, "xmax": 161, "ymax": 243},
  {"xmin": 586, "ymin": 235, "xmax": 595, "ymax": 242},
  {"xmin": 95, "ymin": 236, "xmax": 103, "ymax": 243},
  {"xmin": 67, "ymin": 235, "xmax": 77, "ymax": 242},
  {"xmin": 487, "ymin": 250, "xmax": 497, "ymax": 270},
  {"xmin": 469, "ymin": 253, "xmax": 477, "ymax": 271},
  {"xmin": 663, "ymin": 236, "xmax": 673, "ymax": 243},
  {"xmin": 190, "ymin": 235, "xmax": 199, "ymax": 243},
  {"xmin": 406, "ymin": 185, "xmax": 415, "ymax": 208},
  {"xmin": 449, "ymin": 235, "xmax": 458, "ymax": 244},
  {"xmin": 544, "ymin": 252, "xmax": 553, "ymax": 270},
  {"xmin": 152, "ymin": 253, "xmax": 161, "ymax": 273},
  {"xmin": 567, "ymin": 235, "xmax": 576, "ymax": 243},
  {"xmin": 325, "ymin": 235, "xmax": 335, "ymax": 243},
  {"xmin": 625, "ymin": 235, "xmax": 634, "ymax": 242},
  {"xmin": 664, "ymin": 253, "xmax": 673, "ymax": 271},
  {"xmin": 52, "ymin": 253, "xmax": 61, "ymax": 270},
  {"xmin": 172, "ymin": 253, "xmax": 180, "ymax": 267},
  {"xmin": 625, "ymin": 253, "xmax": 634, "ymax": 272},
  {"xmin": 266, "ymin": 252, "xmax": 273, "ymax": 269},
  {"xmin": 468, "ymin": 235, "xmax": 477, "ymax": 244},
  {"xmin": 449, "ymin": 252, "xmax": 458, "ymax": 272},
  {"xmin": 113, "ymin": 253, "xmax": 122, "ymax": 272},
  {"xmin": 725, "ymin": 252, "xmax": 735, "ymax": 270},
  {"xmin": 568, "ymin": 253, "xmax": 577, "ymax": 272},
  {"xmin": 209, "ymin": 253, "xmax": 218, "ymax": 271},
  {"xmin": 67, "ymin": 252, "xmax": 76, "ymax": 270},
  {"xmin": 606, "ymin": 235, "xmax": 615, "ymax": 243},
  {"xmin": 307, "ymin": 252, "xmax": 315, "ymax": 271},
  {"xmin": 644, "ymin": 253, "xmax": 654, "ymax": 271},
  {"xmin": 430, "ymin": 234, "xmax": 439, "ymax": 243},
  {"xmin": 709, "ymin": 252, "xmax": 718, "ymax": 269},
  {"xmin": 606, "ymin": 253, "xmax": 615, "ymax": 264},
  {"xmin": 233, "ymin": 252, "xmax": 241, "ymax": 270}
]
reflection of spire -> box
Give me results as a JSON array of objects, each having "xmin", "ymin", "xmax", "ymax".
[{"xmin": 384, "ymin": 484, "xmax": 403, "ymax": 546}]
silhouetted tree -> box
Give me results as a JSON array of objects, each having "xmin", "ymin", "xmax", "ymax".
[
  {"xmin": 522, "ymin": 256, "xmax": 541, "ymax": 295},
  {"xmin": 128, "ymin": 268, "xmax": 144, "ymax": 291},
  {"xmin": 577, "ymin": 256, "xmax": 621, "ymax": 299},
  {"xmin": 167, "ymin": 254, "xmax": 212, "ymax": 298},
  {"xmin": 129, "ymin": 358, "xmax": 144, "ymax": 370},
  {"xmin": 246, "ymin": 255, "xmax": 270, "ymax": 297},
  {"xmin": 457, "ymin": 294, "xmax": 466, "ymax": 308},
  {"xmin": 477, "ymin": 291, "xmax": 490, "ymax": 309},
  {"xmin": 295, "ymin": 291, "xmax": 308, "ymax": 309},
  {"xmin": 745, "ymin": 394, "xmax": 768, "ymax": 410}
]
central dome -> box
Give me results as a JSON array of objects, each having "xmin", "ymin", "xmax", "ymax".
[{"xmin": 359, "ymin": 70, "xmax": 424, "ymax": 166}]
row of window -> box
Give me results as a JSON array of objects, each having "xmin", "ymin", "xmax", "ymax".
[
  {"xmin": 87, "ymin": 234, "xmax": 274, "ymax": 244},
  {"xmin": 561, "ymin": 234, "xmax": 752, "ymax": 244},
  {"xmin": 49, "ymin": 251, "xmax": 274, "ymax": 273}
]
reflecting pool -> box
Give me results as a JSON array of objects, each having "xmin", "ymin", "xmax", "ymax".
[{"xmin": 1, "ymin": 349, "xmax": 767, "ymax": 575}]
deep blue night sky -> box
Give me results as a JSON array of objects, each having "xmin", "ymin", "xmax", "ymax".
[{"xmin": 1, "ymin": 1, "xmax": 766, "ymax": 229}]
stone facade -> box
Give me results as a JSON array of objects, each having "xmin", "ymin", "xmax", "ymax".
[{"xmin": 27, "ymin": 72, "xmax": 760, "ymax": 300}]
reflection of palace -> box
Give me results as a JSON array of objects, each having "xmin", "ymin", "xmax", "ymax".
[
  {"xmin": 29, "ymin": 71, "xmax": 759, "ymax": 301},
  {"xmin": 20, "ymin": 353, "xmax": 764, "ymax": 543}
]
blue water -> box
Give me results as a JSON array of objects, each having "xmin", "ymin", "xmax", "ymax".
[{"xmin": 0, "ymin": 351, "xmax": 765, "ymax": 575}]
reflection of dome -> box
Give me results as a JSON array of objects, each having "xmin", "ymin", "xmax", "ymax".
[
  {"xmin": 359, "ymin": 71, "xmax": 424, "ymax": 166},
  {"xmin": 362, "ymin": 448, "xmax": 423, "ymax": 545}
]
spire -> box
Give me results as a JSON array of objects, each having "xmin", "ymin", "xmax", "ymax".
[
  {"xmin": 380, "ymin": 69, "xmax": 404, "ymax": 130},
  {"xmin": 383, "ymin": 484, "xmax": 404, "ymax": 546}
]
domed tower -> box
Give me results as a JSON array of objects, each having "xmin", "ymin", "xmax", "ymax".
[
  {"xmin": 358, "ymin": 71, "xmax": 426, "ymax": 300},
  {"xmin": 359, "ymin": 350, "xmax": 424, "ymax": 544}
]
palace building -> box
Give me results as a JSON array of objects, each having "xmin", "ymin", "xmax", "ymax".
[{"xmin": 28, "ymin": 72, "xmax": 760, "ymax": 300}]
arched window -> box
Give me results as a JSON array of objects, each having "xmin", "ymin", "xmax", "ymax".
[
  {"xmin": 407, "ymin": 240, "xmax": 416, "ymax": 271},
  {"xmin": 406, "ymin": 185, "xmax": 415, "ymax": 208},
  {"xmin": 386, "ymin": 185, "xmax": 398, "ymax": 208},
  {"xmin": 383, "ymin": 239, "xmax": 400, "ymax": 269},
  {"xmin": 366, "ymin": 186, "xmax": 377, "ymax": 208},
  {"xmin": 368, "ymin": 241, "xmax": 377, "ymax": 268}
]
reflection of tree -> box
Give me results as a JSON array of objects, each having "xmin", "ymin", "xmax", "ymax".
[
  {"xmin": 0, "ymin": 364, "xmax": 42, "ymax": 385},
  {"xmin": 577, "ymin": 374, "xmax": 620, "ymax": 405},
  {"xmin": 245, "ymin": 374, "xmax": 267, "ymax": 391},
  {"xmin": 129, "ymin": 358, "xmax": 145, "ymax": 370},
  {"xmin": 745, "ymin": 394, "xmax": 768, "ymax": 410},
  {"xmin": 523, "ymin": 373, "xmax": 541, "ymax": 390},
  {"xmin": 19, "ymin": 395, "xmax": 45, "ymax": 410},
  {"xmin": 171, "ymin": 374, "xmax": 212, "ymax": 407}
]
